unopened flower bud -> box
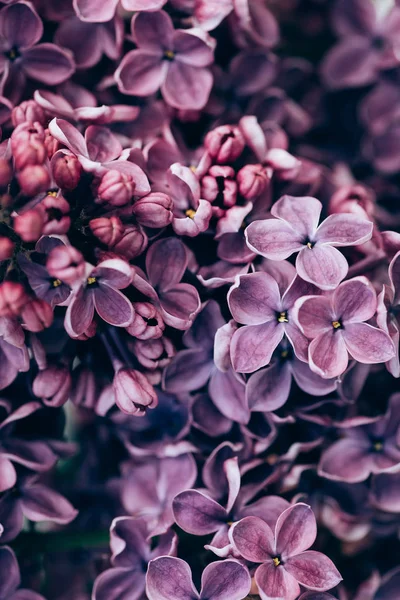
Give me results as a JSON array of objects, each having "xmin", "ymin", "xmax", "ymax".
[
  {"xmin": 130, "ymin": 337, "xmax": 175, "ymax": 370},
  {"xmin": 32, "ymin": 365, "xmax": 71, "ymax": 407},
  {"xmin": 201, "ymin": 165, "xmax": 237, "ymax": 207},
  {"xmin": 17, "ymin": 164, "xmax": 51, "ymax": 196},
  {"xmin": 330, "ymin": 184, "xmax": 375, "ymax": 219},
  {"xmin": 12, "ymin": 100, "xmax": 46, "ymax": 127},
  {"xmin": 237, "ymin": 164, "xmax": 269, "ymax": 200},
  {"xmin": 13, "ymin": 208, "xmax": 45, "ymax": 241},
  {"xmin": 132, "ymin": 192, "xmax": 173, "ymax": 228},
  {"xmin": 127, "ymin": 302, "xmax": 164, "ymax": 340},
  {"xmin": 204, "ymin": 125, "xmax": 245, "ymax": 164},
  {"xmin": 44, "ymin": 128, "xmax": 60, "ymax": 158},
  {"xmin": 112, "ymin": 225, "xmax": 148, "ymax": 259},
  {"xmin": 113, "ymin": 368, "xmax": 158, "ymax": 415},
  {"xmin": 0, "ymin": 282, "xmax": 29, "ymax": 317},
  {"xmin": 89, "ymin": 216, "xmax": 124, "ymax": 246},
  {"xmin": 0, "ymin": 159, "xmax": 13, "ymax": 188},
  {"xmin": 47, "ymin": 245, "xmax": 85, "ymax": 286},
  {"xmin": 41, "ymin": 192, "xmax": 71, "ymax": 235},
  {"xmin": 21, "ymin": 298, "xmax": 53, "ymax": 332},
  {"xmin": 97, "ymin": 170, "xmax": 135, "ymax": 206},
  {"xmin": 11, "ymin": 122, "xmax": 46, "ymax": 170},
  {"xmin": 51, "ymin": 151, "xmax": 82, "ymax": 190},
  {"xmin": 0, "ymin": 237, "xmax": 14, "ymax": 261}
]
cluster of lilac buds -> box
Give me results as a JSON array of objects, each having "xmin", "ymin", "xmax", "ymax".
[{"xmin": 0, "ymin": 0, "xmax": 400, "ymax": 598}]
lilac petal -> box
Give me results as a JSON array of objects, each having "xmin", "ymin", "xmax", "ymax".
[
  {"xmin": 21, "ymin": 484, "xmax": 78, "ymax": 523},
  {"xmin": 0, "ymin": 456, "xmax": 16, "ymax": 492},
  {"xmin": 146, "ymin": 238, "xmax": 187, "ymax": 291},
  {"xmin": 22, "ymin": 44, "xmax": 75, "ymax": 85},
  {"xmin": 0, "ymin": 494, "xmax": 24, "ymax": 543},
  {"xmin": 172, "ymin": 200, "xmax": 212, "ymax": 237},
  {"xmin": 371, "ymin": 472, "xmax": 400, "ymax": 512},
  {"xmin": 191, "ymin": 394, "xmax": 232, "ymax": 437},
  {"xmin": 255, "ymin": 562, "xmax": 300, "ymax": 600},
  {"xmin": 73, "ymin": 0, "xmax": 119, "ymax": 22},
  {"xmin": 146, "ymin": 557, "xmax": 199, "ymax": 600},
  {"xmin": 2, "ymin": 439, "xmax": 56, "ymax": 473},
  {"xmin": 275, "ymin": 503, "xmax": 317, "ymax": 559},
  {"xmin": 163, "ymin": 349, "xmax": 212, "ymax": 393},
  {"xmin": 240, "ymin": 496, "xmax": 291, "ymax": 530},
  {"xmin": 285, "ymin": 322, "xmax": 310, "ymax": 362},
  {"xmin": 309, "ymin": 330, "xmax": 348, "ymax": 379},
  {"xmin": 209, "ymin": 369, "xmax": 250, "ymax": 424},
  {"xmin": 271, "ymin": 195, "xmax": 321, "ymax": 238},
  {"xmin": 85, "ymin": 126, "xmax": 122, "ymax": 163},
  {"xmin": 109, "ymin": 517, "xmax": 148, "ymax": 567},
  {"xmin": 246, "ymin": 360, "xmax": 292, "ymax": 412},
  {"xmin": 322, "ymin": 38, "xmax": 377, "ymax": 89},
  {"xmin": 93, "ymin": 259, "xmax": 132, "ymax": 289},
  {"xmin": 65, "ymin": 286, "xmax": 94, "ymax": 337},
  {"xmin": 318, "ymin": 438, "xmax": 373, "ymax": 482},
  {"xmin": 54, "ymin": 17, "xmax": 103, "ymax": 69},
  {"xmin": 200, "ymin": 560, "xmax": 251, "ymax": 600},
  {"xmin": 0, "ymin": 344, "xmax": 26, "ymax": 390},
  {"xmin": 132, "ymin": 10, "xmax": 173, "ymax": 52},
  {"xmin": 230, "ymin": 321, "xmax": 284, "ymax": 373},
  {"xmin": 332, "ymin": 277, "xmax": 376, "ymax": 323},
  {"xmin": 93, "ymin": 568, "xmax": 144, "ymax": 600},
  {"xmin": 389, "ymin": 250, "xmax": 400, "ymax": 305},
  {"xmin": 285, "ymin": 551, "xmax": 342, "ymax": 591},
  {"xmin": 343, "ymin": 323, "xmax": 395, "ymax": 364},
  {"xmin": 174, "ymin": 30, "xmax": 214, "ymax": 67},
  {"xmin": 228, "ymin": 272, "xmax": 280, "ymax": 325},
  {"xmin": 123, "ymin": 0, "xmax": 166, "ymax": 9},
  {"xmin": 173, "ymin": 490, "xmax": 227, "ymax": 535},
  {"xmin": 315, "ymin": 214, "xmax": 373, "ymax": 246},
  {"xmin": 0, "ymin": 546, "xmax": 20, "ymax": 598},
  {"xmin": 218, "ymin": 232, "xmax": 256, "ymax": 264},
  {"xmin": 49, "ymin": 118, "xmax": 88, "ymax": 157},
  {"xmin": 0, "ymin": 2, "xmax": 43, "ymax": 50},
  {"xmin": 293, "ymin": 296, "xmax": 333, "ymax": 338},
  {"xmin": 183, "ymin": 300, "xmax": 224, "ymax": 351},
  {"xmin": 292, "ymin": 358, "xmax": 337, "ymax": 396},
  {"xmin": 245, "ymin": 218, "xmax": 304, "ymax": 260},
  {"xmin": 194, "ymin": 0, "xmax": 233, "ymax": 31},
  {"xmin": 230, "ymin": 516, "xmax": 274, "ymax": 562},
  {"xmin": 94, "ymin": 284, "xmax": 133, "ymax": 328},
  {"xmin": 102, "ymin": 160, "xmax": 150, "ymax": 196},
  {"xmin": 161, "ymin": 284, "xmax": 200, "ymax": 324},
  {"xmin": 116, "ymin": 50, "xmax": 166, "ymax": 96},
  {"xmin": 162, "ymin": 63, "xmax": 213, "ymax": 110},
  {"xmin": 12, "ymin": 590, "xmax": 45, "ymax": 600},
  {"xmin": 332, "ymin": 0, "xmax": 376, "ymax": 36},
  {"xmin": 296, "ymin": 245, "xmax": 348, "ymax": 290}
]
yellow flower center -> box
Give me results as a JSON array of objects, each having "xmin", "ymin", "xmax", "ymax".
[
  {"xmin": 306, "ymin": 242, "xmax": 313, "ymax": 249},
  {"xmin": 52, "ymin": 279, "xmax": 62, "ymax": 288},
  {"xmin": 277, "ymin": 311, "xmax": 288, "ymax": 323},
  {"xmin": 273, "ymin": 557, "xmax": 281, "ymax": 567},
  {"xmin": 87, "ymin": 276, "xmax": 97, "ymax": 285},
  {"xmin": 186, "ymin": 209, "xmax": 196, "ymax": 219},
  {"xmin": 374, "ymin": 442, "xmax": 383, "ymax": 451},
  {"xmin": 47, "ymin": 190, "xmax": 58, "ymax": 197},
  {"xmin": 281, "ymin": 350, "xmax": 289, "ymax": 358},
  {"xmin": 164, "ymin": 50, "xmax": 175, "ymax": 60},
  {"xmin": 332, "ymin": 321, "xmax": 341, "ymax": 329},
  {"xmin": 189, "ymin": 165, "xmax": 197, "ymax": 173}
]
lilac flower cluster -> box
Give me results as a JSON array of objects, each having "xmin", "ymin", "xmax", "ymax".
[{"xmin": 0, "ymin": 0, "xmax": 400, "ymax": 599}]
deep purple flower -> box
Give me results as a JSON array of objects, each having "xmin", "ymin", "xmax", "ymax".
[
  {"xmin": 230, "ymin": 503, "xmax": 342, "ymax": 600},
  {"xmin": 116, "ymin": 11, "xmax": 215, "ymax": 110},
  {"xmin": 245, "ymin": 195, "xmax": 373, "ymax": 290},
  {"xmin": 0, "ymin": 546, "xmax": 45, "ymax": 599},
  {"xmin": 294, "ymin": 277, "xmax": 395, "ymax": 378},
  {"xmin": 18, "ymin": 254, "xmax": 71, "ymax": 307},
  {"xmin": 146, "ymin": 557, "xmax": 251, "ymax": 600}
]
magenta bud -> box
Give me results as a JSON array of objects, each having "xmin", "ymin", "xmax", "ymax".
[
  {"xmin": 127, "ymin": 302, "xmax": 165, "ymax": 340},
  {"xmin": 0, "ymin": 237, "xmax": 14, "ymax": 261},
  {"xmin": 51, "ymin": 151, "xmax": 82, "ymax": 190},
  {"xmin": 13, "ymin": 208, "xmax": 45, "ymax": 242},
  {"xmin": 21, "ymin": 298, "xmax": 53, "ymax": 332},
  {"xmin": 11, "ymin": 122, "xmax": 46, "ymax": 170},
  {"xmin": 89, "ymin": 216, "xmax": 124, "ymax": 246},
  {"xmin": 112, "ymin": 225, "xmax": 148, "ymax": 259},
  {"xmin": 97, "ymin": 170, "xmax": 135, "ymax": 207},
  {"xmin": 11, "ymin": 100, "xmax": 46, "ymax": 127},
  {"xmin": 204, "ymin": 125, "xmax": 245, "ymax": 164},
  {"xmin": 237, "ymin": 164, "xmax": 269, "ymax": 200},
  {"xmin": 201, "ymin": 165, "xmax": 237, "ymax": 207},
  {"xmin": 17, "ymin": 165, "xmax": 51, "ymax": 197},
  {"xmin": 113, "ymin": 368, "xmax": 158, "ymax": 415},
  {"xmin": 44, "ymin": 128, "xmax": 60, "ymax": 158},
  {"xmin": 130, "ymin": 337, "xmax": 175, "ymax": 370},
  {"xmin": 47, "ymin": 245, "xmax": 85, "ymax": 286},
  {"xmin": 0, "ymin": 159, "xmax": 13, "ymax": 188},
  {"xmin": 132, "ymin": 192, "xmax": 173, "ymax": 228},
  {"xmin": 0, "ymin": 282, "xmax": 29, "ymax": 317},
  {"xmin": 32, "ymin": 365, "xmax": 72, "ymax": 407}
]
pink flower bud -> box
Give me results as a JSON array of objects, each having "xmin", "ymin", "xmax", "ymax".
[
  {"xmin": 21, "ymin": 298, "xmax": 53, "ymax": 332},
  {"xmin": 237, "ymin": 164, "xmax": 270, "ymax": 200},
  {"xmin": 330, "ymin": 184, "xmax": 375, "ymax": 220},
  {"xmin": 113, "ymin": 368, "xmax": 158, "ymax": 415},
  {"xmin": 97, "ymin": 170, "xmax": 135, "ymax": 207},
  {"xmin": 0, "ymin": 159, "xmax": 13, "ymax": 188},
  {"xmin": 89, "ymin": 216, "xmax": 124, "ymax": 246},
  {"xmin": 0, "ymin": 282, "xmax": 29, "ymax": 317},
  {"xmin": 127, "ymin": 302, "xmax": 165, "ymax": 340},
  {"xmin": 0, "ymin": 237, "xmax": 14, "ymax": 261},
  {"xmin": 47, "ymin": 245, "xmax": 85, "ymax": 286},
  {"xmin": 132, "ymin": 193, "xmax": 173, "ymax": 228},
  {"xmin": 51, "ymin": 151, "xmax": 82, "ymax": 190},
  {"xmin": 17, "ymin": 165, "xmax": 51, "ymax": 197},
  {"xmin": 130, "ymin": 337, "xmax": 175, "ymax": 370},
  {"xmin": 11, "ymin": 122, "xmax": 46, "ymax": 170},
  {"xmin": 204, "ymin": 125, "xmax": 245, "ymax": 164},
  {"xmin": 32, "ymin": 365, "xmax": 72, "ymax": 407},
  {"xmin": 112, "ymin": 225, "xmax": 148, "ymax": 259},
  {"xmin": 13, "ymin": 208, "xmax": 45, "ymax": 241},
  {"xmin": 44, "ymin": 128, "xmax": 60, "ymax": 158},
  {"xmin": 201, "ymin": 165, "xmax": 237, "ymax": 207},
  {"xmin": 40, "ymin": 192, "xmax": 71, "ymax": 235},
  {"xmin": 11, "ymin": 100, "xmax": 46, "ymax": 127}
]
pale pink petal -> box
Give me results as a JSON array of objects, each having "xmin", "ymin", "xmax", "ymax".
[
  {"xmin": 116, "ymin": 50, "xmax": 166, "ymax": 96},
  {"xmin": 73, "ymin": 0, "xmax": 119, "ymax": 22},
  {"xmin": 245, "ymin": 219, "xmax": 304, "ymax": 260},
  {"xmin": 162, "ymin": 63, "xmax": 213, "ymax": 110},
  {"xmin": 285, "ymin": 551, "xmax": 342, "ymax": 591},
  {"xmin": 230, "ymin": 321, "xmax": 284, "ymax": 373},
  {"xmin": 275, "ymin": 503, "xmax": 317, "ymax": 559},
  {"xmin": 343, "ymin": 323, "xmax": 395, "ymax": 364},
  {"xmin": 230, "ymin": 516, "xmax": 274, "ymax": 562},
  {"xmin": 271, "ymin": 195, "xmax": 321, "ymax": 238},
  {"xmin": 296, "ymin": 245, "xmax": 349, "ymax": 290},
  {"xmin": 308, "ymin": 330, "xmax": 349, "ymax": 379},
  {"xmin": 228, "ymin": 271, "xmax": 281, "ymax": 325},
  {"xmin": 315, "ymin": 214, "xmax": 373, "ymax": 246},
  {"xmin": 255, "ymin": 562, "xmax": 300, "ymax": 600},
  {"xmin": 332, "ymin": 277, "xmax": 376, "ymax": 323}
]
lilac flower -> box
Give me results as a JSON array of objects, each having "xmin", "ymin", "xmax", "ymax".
[
  {"xmin": 0, "ymin": 317, "xmax": 29, "ymax": 390},
  {"xmin": 230, "ymin": 503, "xmax": 342, "ymax": 599},
  {"xmin": 293, "ymin": 277, "xmax": 395, "ymax": 378},
  {"xmin": 245, "ymin": 195, "xmax": 373, "ymax": 289},
  {"xmin": 18, "ymin": 254, "xmax": 71, "ymax": 307},
  {"xmin": 65, "ymin": 258, "xmax": 134, "ymax": 337},
  {"xmin": 0, "ymin": 1, "xmax": 74, "ymax": 101},
  {"xmin": 93, "ymin": 516, "xmax": 177, "ymax": 600},
  {"xmin": 72, "ymin": 0, "xmax": 168, "ymax": 23},
  {"xmin": 168, "ymin": 163, "xmax": 212, "ymax": 237},
  {"xmin": 227, "ymin": 261, "xmax": 315, "ymax": 373},
  {"xmin": 0, "ymin": 546, "xmax": 45, "ymax": 599},
  {"xmin": 146, "ymin": 557, "xmax": 251, "ymax": 600},
  {"xmin": 116, "ymin": 11, "xmax": 215, "ymax": 110},
  {"xmin": 318, "ymin": 394, "xmax": 400, "ymax": 483}
]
